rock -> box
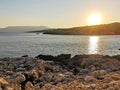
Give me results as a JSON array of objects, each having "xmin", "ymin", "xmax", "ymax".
[
  {"xmin": 38, "ymin": 60, "xmax": 45, "ymax": 73},
  {"xmin": 25, "ymin": 81, "xmax": 34, "ymax": 90},
  {"xmin": 107, "ymin": 87, "xmax": 114, "ymax": 90},
  {"xmin": 79, "ymin": 69, "xmax": 89, "ymax": 75},
  {"xmin": 30, "ymin": 70, "xmax": 39, "ymax": 80},
  {"xmin": 35, "ymin": 55, "xmax": 55, "ymax": 60},
  {"xmin": 102, "ymin": 59, "xmax": 120, "ymax": 71},
  {"xmin": 16, "ymin": 67, "xmax": 26, "ymax": 71},
  {"xmin": 0, "ymin": 78, "xmax": 9, "ymax": 88},
  {"xmin": 0, "ymin": 87, "xmax": 2, "ymax": 90},
  {"xmin": 12, "ymin": 73, "xmax": 26, "ymax": 83},
  {"xmin": 55, "ymin": 54, "xmax": 71, "ymax": 61},
  {"xmin": 5, "ymin": 87, "xmax": 14, "ymax": 90},
  {"xmin": 112, "ymin": 55, "xmax": 120, "ymax": 61},
  {"xmin": 85, "ymin": 84, "xmax": 96, "ymax": 90},
  {"xmin": 90, "ymin": 70, "xmax": 108, "ymax": 79},
  {"xmin": 84, "ymin": 76, "xmax": 96, "ymax": 82},
  {"xmin": 34, "ymin": 84, "xmax": 40, "ymax": 90},
  {"xmin": 36, "ymin": 54, "xmax": 71, "ymax": 63},
  {"xmin": 107, "ymin": 81, "xmax": 120, "ymax": 90},
  {"xmin": 1, "ymin": 55, "xmax": 120, "ymax": 90},
  {"xmin": 74, "ymin": 67, "xmax": 81, "ymax": 74},
  {"xmin": 22, "ymin": 55, "xmax": 28, "ymax": 57},
  {"xmin": 43, "ymin": 73, "xmax": 53, "ymax": 82},
  {"xmin": 110, "ymin": 74, "xmax": 120, "ymax": 81}
]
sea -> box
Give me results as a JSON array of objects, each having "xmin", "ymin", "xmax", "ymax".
[{"xmin": 0, "ymin": 32, "xmax": 120, "ymax": 58}]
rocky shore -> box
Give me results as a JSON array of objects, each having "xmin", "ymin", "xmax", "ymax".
[{"xmin": 0, "ymin": 54, "xmax": 120, "ymax": 90}]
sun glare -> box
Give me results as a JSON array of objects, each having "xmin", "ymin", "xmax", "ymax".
[{"xmin": 88, "ymin": 13, "xmax": 102, "ymax": 25}]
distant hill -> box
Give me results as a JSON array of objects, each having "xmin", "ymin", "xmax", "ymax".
[
  {"xmin": 30, "ymin": 22, "xmax": 120, "ymax": 35},
  {"xmin": 0, "ymin": 26, "xmax": 49, "ymax": 32}
]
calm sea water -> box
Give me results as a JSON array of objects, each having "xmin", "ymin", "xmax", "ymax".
[{"xmin": 0, "ymin": 32, "xmax": 120, "ymax": 58}]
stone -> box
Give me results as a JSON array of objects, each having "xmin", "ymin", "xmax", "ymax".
[
  {"xmin": 36, "ymin": 54, "xmax": 71, "ymax": 62},
  {"xmin": 30, "ymin": 70, "xmax": 38, "ymax": 80},
  {"xmin": 22, "ymin": 55, "xmax": 28, "ymax": 57},
  {"xmin": 13, "ymin": 73, "xmax": 26, "ymax": 83},
  {"xmin": 0, "ymin": 55, "xmax": 120, "ymax": 90},
  {"xmin": 25, "ymin": 81, "xmax": 34, "ymax": 90},
  {"xmin": 101, "ymin": 58, "xmax": 120, "ymax": 71},
  {"xmin": 35, "ymin": 55, "xmax": 55, "ymax": 61},
  {"xmin": 90, "ymin": 70, "xmax": 108, "ymax": 79},
  {"xmin": 110, "ymin": 74, "xmax": 120, "ymax": 81},
  {"xmin": 107, "ymin": 87, "xmax": 115, "ymax": 90},
  {"xmin": 16, "ymin": 67, "xmax": 26, "ymax": 71},
  {"xmin": 0, "ymin": 78, "xmax": 9, "ymax": 87},
  {"xmin": 38, "ymin": 60, "xmax": 45, "ymax": 73},
  {"xmin": 55, "ymin": 54, "xmax": 71, "ymax": 61},
  {"xmin": 84, "ymin": 76, "xmax": 96, "ymax": 82}
]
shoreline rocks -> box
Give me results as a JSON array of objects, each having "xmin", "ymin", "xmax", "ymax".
[{"xmin": 0, "ymin": 54, "xmax": 120, "ymax": 90}]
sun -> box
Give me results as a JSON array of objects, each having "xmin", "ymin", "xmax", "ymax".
[{"xmin": 88, "ymin": 13, "xmax": 102, "ymax": 25}]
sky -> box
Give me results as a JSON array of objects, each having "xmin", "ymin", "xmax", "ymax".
[{"xmin": 0, "ymin": 0, "xmax": 120, "ymax": 28}]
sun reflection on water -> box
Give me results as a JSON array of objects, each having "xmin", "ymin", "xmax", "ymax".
[{"xmin": 88, "ymin": 36, "xmax": 99, "ymax": 54}]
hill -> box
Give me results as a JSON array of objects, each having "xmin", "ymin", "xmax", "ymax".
[
  {"xmin": 30, "ymin": 22, "xmax": 120, "ymax": 35},
  {"xmin": 0, "ymin": 26, "xmax": 49, "ymax": 32}
]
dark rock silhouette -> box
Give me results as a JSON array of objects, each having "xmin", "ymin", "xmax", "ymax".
[
  {"xmin": 36, "ymin": 54, "xmax": 71, "ymax": 63},
  {"xmin": 31, "ymin": 22, "xmax": 120, "ymax": 35}
]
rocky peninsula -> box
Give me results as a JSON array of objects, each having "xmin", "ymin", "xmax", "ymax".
[
  {"xmin": 0, "ymin": 54, "xmax": 120, "ymax": 90},
  {"xmin": 28, "ymin": 23, "xmax": 120, "ymax": 35}
]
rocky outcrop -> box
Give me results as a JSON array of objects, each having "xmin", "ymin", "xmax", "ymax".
[
  {"xmin": 0, "ymin": 54, "xmax": 120, "ymax": 90},
  {"xmin": 36, "ymin": 54, "xmax": 71, "ymax": 64}
]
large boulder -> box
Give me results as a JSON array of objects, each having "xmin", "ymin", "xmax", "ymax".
[{"xmin": 67, "ymin": 55, "xmax": 120, "ymax": 72}]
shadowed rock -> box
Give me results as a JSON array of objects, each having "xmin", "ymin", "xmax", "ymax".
[{"xmin": 36, "ymin": 54, "xmax": 71, "ymax": 61}]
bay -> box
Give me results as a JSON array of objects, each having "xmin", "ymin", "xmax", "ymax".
[{"xmin": 0, "ymin": 32, "xmax": 120, "ymax": 58}]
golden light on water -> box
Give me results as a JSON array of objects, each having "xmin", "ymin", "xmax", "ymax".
[
  {"xmin": 88, "ymin": 36, "xmax": 99, "ymax": 54},
  {"xmin": 88, "ymin": 13, "xmax": 102, "ymax": 25}
]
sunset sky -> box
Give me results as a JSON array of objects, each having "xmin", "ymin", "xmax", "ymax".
[{"xmin": 0, "ymin": 0, "xmax": 120, "ymax": 28}]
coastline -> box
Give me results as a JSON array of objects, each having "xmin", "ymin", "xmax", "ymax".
[{"xmin": 0, "ymin": 54, "xmax": 120, "ymax": 90}]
